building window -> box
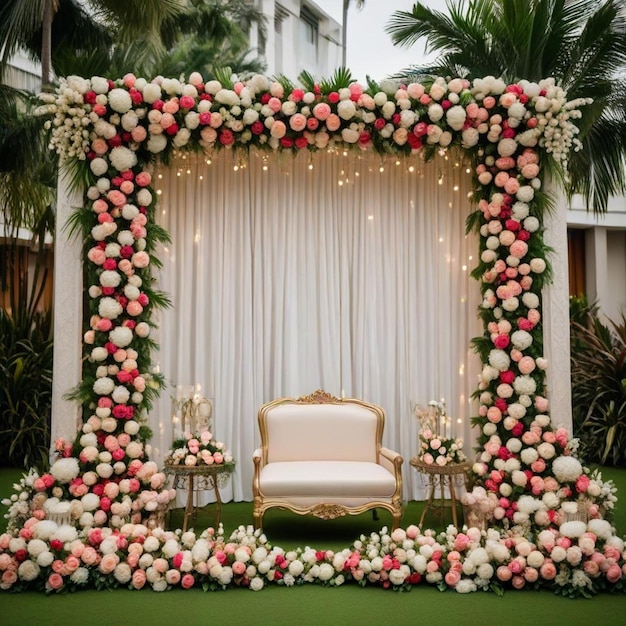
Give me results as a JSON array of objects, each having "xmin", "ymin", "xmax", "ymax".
[
  {"xmin": 567, "ymin": 227, "xmax": 586, "ymax": 297},
  {"xmin": 299, "ymin": 5, "xmax": 319, "ymax": 66},
  {"xmin": 275, "ymin": 2, "xmax": 288, "ymax": 34}
]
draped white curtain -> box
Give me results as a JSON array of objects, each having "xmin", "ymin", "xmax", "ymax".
[{"xmin": 150, "ymin": 148, "xmax": 481, "ymax": 503}]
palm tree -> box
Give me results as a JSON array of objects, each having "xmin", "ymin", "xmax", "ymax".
[
  {"xmin": 385, "ymin": 0, "xmax": 626, "ymax": 213},
  {"xmin": 342, "ymin": 0, "xmax": 366, "ymax": 68},
  {"xmin": 157, "ymin": 0, "xmax": 268, "ymax": 80},
  {"xmin": 0, "ymin": 0, "xmax": 185, "ymax": 88}
]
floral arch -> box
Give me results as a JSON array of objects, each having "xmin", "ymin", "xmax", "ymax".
[{"xmin": 1, "ymin": 72, "xmax": 624, "ymax": 597}]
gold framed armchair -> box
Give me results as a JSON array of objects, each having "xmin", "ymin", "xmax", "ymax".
[{"xmin": 252, "ymin": 390, "xmax": 403, "ymax": 530}]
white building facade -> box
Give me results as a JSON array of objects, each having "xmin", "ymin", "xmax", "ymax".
[{"xmin": 250, "ymin": 0, "xmax": 342, "ymax": 78}]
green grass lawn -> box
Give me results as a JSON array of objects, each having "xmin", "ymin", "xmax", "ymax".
[{"xmin": 1, "ymin": 465, "xmax": 625, "ymax": 626}]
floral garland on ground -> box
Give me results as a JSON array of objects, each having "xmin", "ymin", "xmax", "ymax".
[
  {"xmin": 0, "ymin": 70, "xmax": 623, "ymax": 595},
  {"xmin": 0, "ymin": 520, "xmax": 624, "ymax": 597}
]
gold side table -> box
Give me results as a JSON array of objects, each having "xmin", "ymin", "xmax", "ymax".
[
  {"xmin": 410, "ymin": 457, "xmax": 471, "ymax": 529},
  {"xmin": 164, "ymin": 463, "xmax": 234, "ymax": 532}
]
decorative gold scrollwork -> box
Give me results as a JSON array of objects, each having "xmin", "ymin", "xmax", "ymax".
[
  {"xmin": 311, "ymin": 504, "xmax": 349, "ymax": 520},
  {"xmin": 296, "ymin": 389, "xmax": 342, "ymax": 404}
]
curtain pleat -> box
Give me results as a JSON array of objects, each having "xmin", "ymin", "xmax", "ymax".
[{"xmin": 153, "ymin": 149, "xmax": 481, "ymax": 503}]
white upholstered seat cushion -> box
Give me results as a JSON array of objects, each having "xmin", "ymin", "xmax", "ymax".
[{"xmin": 259, "ymin": 461, "xmax": 396, "ymax": 497}]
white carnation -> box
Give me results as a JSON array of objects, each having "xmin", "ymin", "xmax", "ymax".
[
  {"xmin": 109, "ymin": 326, "xmax": 133, "ymax": 348},
  {"xmin": 93, "ymin": 377, "xmax": 115, "ymax": 395},
  {"xmin": 108, "ymin": 88, "xmax": 132, "ymax": 113},
  {"xmin": 109, "ymin": 146, "xmax": 137, "ymax": 172}
]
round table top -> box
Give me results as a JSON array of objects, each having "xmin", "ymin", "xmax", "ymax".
[
  {"xmin": 164, "ymin": 462, "xmax": 235, "ymax": 476},
  {"xmin": 409, "ymin": 457, "xmax": 471, "ymax": 475}
]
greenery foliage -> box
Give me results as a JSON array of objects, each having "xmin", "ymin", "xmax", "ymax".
[
  {"xmin": 0, "ymin": 235, "xmax": 53, "ymax": 472},
  {"xmin": 570, "ymin": 296, "xmax": 626, "ymax": 466}
]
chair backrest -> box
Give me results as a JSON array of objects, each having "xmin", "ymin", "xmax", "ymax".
[{"xmin": 257, "ymin": 390, "xmax": 384, "ymax": 463}]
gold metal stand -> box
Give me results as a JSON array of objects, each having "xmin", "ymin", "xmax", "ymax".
[
  {"xmin": 410, "ymin": 458, "xmax": 470, "ymax": 528},
  {"xmin": 165, "ymin": 463, "xmax": 234, "ymax": 532}
]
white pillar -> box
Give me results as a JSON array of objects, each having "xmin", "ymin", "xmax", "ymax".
[
  {"xmin": 542, "ymin": 189, "xmax": 573, "ymax": 434},
  {"xmin": 50, "ymin": 171, "xmax": 84, "ymax": 453}
]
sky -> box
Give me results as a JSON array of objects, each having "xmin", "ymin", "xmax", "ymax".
[{"xmin": 314, "ymin": 0, "xmax": 450, "ymax": 82}]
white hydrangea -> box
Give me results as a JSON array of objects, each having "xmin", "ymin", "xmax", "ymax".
[
  {"xmin": 551, "ymin": 456, "xmax": 583, "ymax": 483},
  {"xmin": 108, "ymin": 88, "xmax": 132, "ymax": 113},
  {"xmin": 109, "ymin": 326, "xmax": 134, "ymax": 348},
  {"xmin": 109, "ymin": 146, "xmax": 137, "ymax": 172}
]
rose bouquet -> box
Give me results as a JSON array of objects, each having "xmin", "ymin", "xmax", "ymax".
[
  {"xmin": 418, "ymin": 430, "xmax": 467, "ymax": 466},
  {"xmin": 165, "ymin": 431, "xmax": 234, "ymax": 468},
  {"xmin": 414, "ymin": 400, "xmax": 466, "ymax": 466}
]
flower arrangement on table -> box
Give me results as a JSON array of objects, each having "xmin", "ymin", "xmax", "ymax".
[
  {"xmin": 415, "ymin": 400, "xmax": 466, "ymax": 467},
  {"xmin": 165, "ymin": 430, "xmax": 234, "ymax": 469}
]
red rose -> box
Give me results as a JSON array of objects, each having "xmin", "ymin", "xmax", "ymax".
[
  {"xmin": 250, "ymin": 121, "xmax": 264, "ymax": 135},
  {"xmin": 99, "ymin": 497, "xmax": 111, "ymax": 512},
  {"xmin": 137, "ymin": 293, "xmax": 149, "ymax": 306},
  {"xmin": 107, "ymin": 135, "xmax": 122, "ymax": 148},
  {"xmin": 512, "ymin": 422, "xmax": 524, "ymax": 437},
  {"xmin": 152, "ymin": 99, "xmax": 164, "ymax": 111},
  {"xmin": 407, "ymin": 133, "xmax": 422, "ymax": 149},
  {"xmin": 279, "ymin": 137, "xmax": 293, "ymax": 148},
  {"xmin": 120, "ymin": 170, "xmax": 134, "ymax": 181},
  {"xmin": 219, "ymin": 130, "xmax": 234, "ymax": 145},
  {"xmin": 199, "ymin": 92, "xmax": 211, "ymax": 101},
  {"xmin": 121, "ymin": 132, "xmax": 132, "ymax": 143},
  {"xmin": 358, "ymin": 131, "xmax": 371, "ymax": 145},
  {"xmin": 103, "ymin": 259, "xmax": 117, "ymax": 270},
  {"xmin": 165, "ymin": 123, "xmax": 179, "ymax": 136},
  {"xmin": 441, "ymin": 99, "xmax": 452, "ymax": 110},
  {"xmin": 84, "ymin": 91, "xmax": 97, "ymax": 104},
  {"xmin": 517, "ymin": 230, "xmax": 531, "ymax": 241},
  {"xmin": 14, "ymin": 549, "xmax": 28, "ymax": 562},
  {"xmin": 294, "ymin": 136, "xmax": 308, "ymax": 149},
  {"xmin": 289, "ymin": 89, "xmax": 304, "ymax": 102},
  {"xmin": 179, "ymin": 95, "xmax": 195, "ymax": 109},
  {"xmin": 499, "ymin": 370, "xmax": 515, "ymax": 384},
  {"xmin": 494, "ymin": 397, "xmax": 508, "ymax": 412},
  {"xmin": 260, "ymin": 93, "xmax": 270, "ymax": 105},
  {"xmin": 120, "ymin": 245, "xmax": 134, "ymax": 258},
  {"xmin": 328, "ymin": 92, "xmax": 340, "ymax": 104},
  {"xmin": 129, "ymin": 89, "xmax": 143, "ymax": 105},
  {"xmin": 374, "ymin": 118, "xmax": 386, "ymax": 130},
  {"xmin": 199, "ymin": 112, "xmax": 211, "ymax": 125},
  {"xmin": 105, "ymin": 342, "xmax": 118, "ymax": 354},
  {"xmin": 392, "ymin": 113, "xmax": 401, "ymax": 125},
  {"xmin": 493, "ymin": 334, "xmax": 510, "ymax": 349},
  {"xmin": 505, "ymin": 219, "xmax": 520, "ymax": 231}
]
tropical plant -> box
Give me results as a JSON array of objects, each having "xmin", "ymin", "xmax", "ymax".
[
  {"xmin": 156, "ymin": 0, "xmax": 268, "ymax": 80},
  {"xmin": 0, "ymin": 0, "xmax": 186, "ymax": 87},
  {"xmin": 342, "ymin": 0, "xmax": 366, "ymax": 68},
  {"xmin": 385, "ymin": 0, "xmax": 626, "ymax": 214},
  {"xmin": 570, "ymin": 303, "xmax": 626, "ymax": 466},
  {"xmin": 0, "ymin": 208, "xmax": 54, "ymax": 472}
]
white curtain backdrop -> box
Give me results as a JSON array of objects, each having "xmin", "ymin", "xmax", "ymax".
[{"xmin": 150, "ymin": 148, "xmax": 481, "ymax": 503}]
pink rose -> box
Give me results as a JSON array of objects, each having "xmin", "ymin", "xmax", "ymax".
[
  {"xmin": 313, "ymin": 103, "xmax": 331, "ymax": 121},
  {"xmin": 131, "ymin": 569, "xmax": 147, "ymax": 589},
  {"xmin": 99, "ymin": 553, "xmax": 119, "ymax": 574},
  {"xmin": 181, "ymin": 573, "xmax": 195, "ymax": 589},
  {"xmin": 289, "ymin": 113, "xmax": 307, "ymax": 132},
  {"xmin": 606, "ymin": 564, "xmax": 622, "ymax": 584},
  {"xmin": 511, "ymin": 575, "xmax": 526, "ymax": 589},
  {"xmin": 496, "ymin": 565, "xmax": 512, "ymax": 581},
  {"xmin": 46, "ymin": 572, "xmax": 63, "ymax": 591},
  {"xmin": 444, "ymin": 570, "xmax": 461, "ymax": 587}
]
